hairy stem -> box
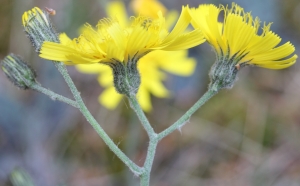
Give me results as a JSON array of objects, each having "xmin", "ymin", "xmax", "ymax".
[
  {"xmin": 140, "ymin": 138, "xmax": 158, "ymax": 186},
  {"xmin": 128, "ymin": 89, "xmax": 217, "ymax": 186},
  {"xmin": 128, "ymin": 95, "xmax": 156, "ymax": 138},
  {"xmin": 54, "ymin": 62, "xmax": 143, "ymax": 175},
  {"xmin": 127, "ymin": 95, "xmax": 158, "ymax": 186},
  {"xmin": 30, "ymin": 83, "xmax": 79, "ymax": 108},
  {"xmin": 157, "ymin": 89, "xmax": 217, "ymax": 141}
]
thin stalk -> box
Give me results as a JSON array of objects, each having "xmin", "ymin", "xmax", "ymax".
[
  {"xmin": 157, "ymin": 89, "xmax": 217, "ymax": 141},
  {"xmin": 140, "ymin": 138, "xmax": 158, "ymax": 186},
  {"xmin": 125, "ymin": 114, "xmax": 142, "ymax": 186},
  {"xmin": 54, "ymin": 62, "xmax": 143, "ymax": 175},
  {"xmin": 128, "ymin": 95, "xmax": 156, "ymax": 138},
  {"xmin": 127, "ymin": 95, "xmax": 159, "ymax": 186},
  {"xmin": 30, "ymin": 83, "xmax": 79, "ymax": 108},
  {"xmin": 129, "ymin": 90, "xmax": 218, "ymax": 186}
]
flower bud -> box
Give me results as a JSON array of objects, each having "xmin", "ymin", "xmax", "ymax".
[
  {"xmin": 22, "ymin": 7, "xmax": 59, "ymax": 52},
  {"xmin": 104, "ymin": 57, "xmax": 141, "ymax": 97},
  {"xmin": 1, "ymin": 54, "xmax": 37, "ymax": 89}
]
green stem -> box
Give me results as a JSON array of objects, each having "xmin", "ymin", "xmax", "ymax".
[
  {"xmin": 128, "ymin": 90, "xmax": 218, "ymax": 186},
  {"xmin": 157, "ymin": 89, "xmax": 217, "ymax": 141},
  {"xmin": 54, "ymin": 62, "xmax": 143, "ymax": 175},
  {"xmin": 127, "ymin": 95, "xmax": 158, "ymax": 186},
  {"xmin": 140, "ymin": 138, "xmax": 158, "ymax": 186},
  {"xmin": 30, "ymin": 83, "xmax": 79, "ymax": 108},
  {"xmin": 128, "ymin": 95, "xmax": 156, "ymax": 138}
]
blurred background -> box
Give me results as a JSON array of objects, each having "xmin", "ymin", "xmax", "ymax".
[{"xmin": 1, "ymin": 0, "xmax": 300, "ymax": 185}]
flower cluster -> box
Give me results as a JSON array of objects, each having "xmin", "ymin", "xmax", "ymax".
[{"xmin": 6, "ymin": 1, "xmax": 297, "ymax": 111}]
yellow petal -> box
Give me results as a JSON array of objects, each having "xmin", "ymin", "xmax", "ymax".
[
  {"xmin": 76, "ymin": 63, "xmax": 104, "ymax": 74},
  {"xmin": 66, "ymin": 54, "xmax": 100, "ymax": 64},
  {"xmin": 165, "ymin": 10, "xmax": 179, "ymax": 29},
  {"xmin": 131, "ymin": 0, "xmax": 167, "ymax": 18},
  {"xmin": 224, "ymin": 14, "xmax": 256, "ymax": 56},
  {"xmin": 257, "ymin": 60, "xmax": 296, "ymax": 69},
  {"xmin": 189, "ymin": 4, "xmax": 223, "ymax": 52},
  {"xmin": 97, "ymin": 70, "xmax": 114, "ymax": 87},
  {"xmin": 59, "ymin": 33, "xmax": 72, "ymax": 45},
  {"xmin": 127, "ymin": 25, "xmax": 152, "ymax": 57},
  {"xmin": 254, "ymin": 54, "xmax": 297, "ymax": 67},
  {"xmin": 137, "ymin": 87, "xmax": 152, "ymax": 112},
  {"xmin": 245, "ymin": 32, "xmax": 281, "ymax": 57},
  {"xmin": 107, "ymin": 22, "xmax": 127, "ymax": 50},
  {"xmin": 162, "ymin": 6, "xmax": 191, "ymax": 45},
  {"xmin": 39, "ymin": 42, "xmax": 74, "ymax": 61},
  {"xmin": 250, "ymin": 42, "xmax": 295, "ymax": 62},
  {"xmin": 158, "ymin": 51, "xmax": 196, "ymax": 76},
  {"xmin": 106, "ymin": 1, "xmax": 128, "ymax": 26},
  {"xmin": 99, "ymin": 87, "xmax": 123, "ymax": 109},
  {"xmin": 158, "ymin": 30, "xmax": 205, "ymax": 50},
  {"xmin": 142, "ymin": 77, "xmax": 169, "ymax": 97}
]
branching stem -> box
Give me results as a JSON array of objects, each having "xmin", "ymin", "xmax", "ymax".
[
  {"xmin": 128, "ymin": 95, "xmax": 156, "ymax": 138},
  {"xmin": 42, "ymin": 61, "xmax": 218, "ymax": 185},
  {"xmin": 30, "ymin": 83, "xmax": 79, "ymax": 108},
  {"xmin": 128, "ymin": 89, "xmax": 218, "ymax": 186},
  {"xmin": 53, "ymin": 62, "xmax": 143, "ymax": 175},
  {"xmin": 157, "ymin": 89, "xmax": 217, "ymax": 141}
]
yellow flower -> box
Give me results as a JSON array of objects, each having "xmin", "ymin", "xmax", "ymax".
[
  {"xmin": 75, "ymin": 1, "xmax": 198, "ymax": 112},
  {"xmin": 76, "ymin": 49, "xmax": 195, "ymax": 112},
  {"xmin": 189, "ymin": 3, "xmax": 297, "ymax": 69},
  {"xmin": 39, "ymin": 6, "xmax": 204, "ymax": 65}
]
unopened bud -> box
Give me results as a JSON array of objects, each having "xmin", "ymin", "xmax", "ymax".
[
  {"xmin": 1, "ymin": 54, "xmax": 37, "ymax": 89},
  {"xmin": 22, "ymin": 7, "xmax": 59, "ymax": 52},
  {"xmin": 104, "ymin": 57, "xmax": 141, "ymax": 97}
]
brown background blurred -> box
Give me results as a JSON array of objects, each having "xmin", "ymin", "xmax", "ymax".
[{"xmin": 1, "ymin": 0, "xmax": 300, "ymax": 185}]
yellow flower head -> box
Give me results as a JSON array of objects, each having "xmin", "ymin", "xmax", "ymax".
[
  {"xmin": 189, "ymin": 3, "xmax": 297, "ymax": 91},
  {"xmin": 39, "ymin": 6, "xmax": 205, "ymax": 65},
  {"xmin": 189, "ymin": 3, "xmax": 297, "ymax": 69},
  {"xmin": 75, "ymin": 1, "xmax": 197, "ymax": 112},
  {"xmin": 77, "ymin": 48, "xmax": 196, "ymax": 112}
]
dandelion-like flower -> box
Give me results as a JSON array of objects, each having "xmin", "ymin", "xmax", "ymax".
[
  {"xmin": 40, "ymin": 6, "xmax": 203, "ymax": 65},
  {"xmin": 75, "ymin": 1, "xmax": 197, "ymax": 111},
  {"xmin": 40, "ymin": 3, "xmax": 204, "ymax": 110},
  {"xmin": 76, "ymin": 45, "xmax": 196, "ymax": 112},
  {"xmin": 189, "ymin": 3, "xmax": 297, "ymax": 91}
]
